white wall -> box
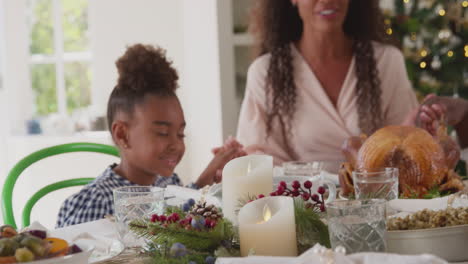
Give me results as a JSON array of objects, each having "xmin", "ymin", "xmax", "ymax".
[
  {"xmin": 181, "ymin": 0, "xmax": 225, "ymax": 183},
  {"xmin": 3, "ymin": 0, "xmax": 33, "ymax": 135},
  {"xmin": 0, "ymin": 0, "xmax": 7, "ymax": 182}
]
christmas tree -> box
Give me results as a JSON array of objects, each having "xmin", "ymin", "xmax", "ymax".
[{"xmin": 381, "ymin": 0, "xmax": 468, "ymax": 100}]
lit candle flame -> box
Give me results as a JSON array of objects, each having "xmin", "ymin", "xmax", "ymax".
[{"xmin": 262, "ymin": 204, "xmax": 272, "ymax": 222}]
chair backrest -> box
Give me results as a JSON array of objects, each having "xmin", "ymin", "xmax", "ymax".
[{"xmin": 1, "ymin": 142, "xmax": 120, "ymax": 228}]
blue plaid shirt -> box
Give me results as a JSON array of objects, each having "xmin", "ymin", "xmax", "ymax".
[{"xmin": 56, "ymin": 164, "xmax": 197, "ymax": 228}]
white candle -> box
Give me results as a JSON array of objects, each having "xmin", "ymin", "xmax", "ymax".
[
  {"xmin": 238, "ymin": 196, "xmax": 297, "ymax": 256},
  {"xmin": 222, "ymin": 155, "xmax": 273, "ymax": 225}
]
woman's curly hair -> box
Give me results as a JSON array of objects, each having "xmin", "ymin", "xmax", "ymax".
[
  {"xmin": 250, "ymin": 0, "xmax": 388, "ymax": 158},
  {"xmin": 107, "ymin": 44, "xmax": 179, "ymax": 130}
]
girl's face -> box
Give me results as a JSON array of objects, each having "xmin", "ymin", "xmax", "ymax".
[
  {"xmin": 292, "ymin": 0, "xmax": 350, "ymax": 34},
  {"xmin": 125, "ymin": 95, "xmax": 186, "ymax": 177}
]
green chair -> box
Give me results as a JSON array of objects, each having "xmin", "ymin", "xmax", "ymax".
[{"xmin": 1, "ymin": 142, "xmax": 120, "ymax": 229}]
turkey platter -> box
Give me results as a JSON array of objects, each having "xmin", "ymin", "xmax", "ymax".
[{"xmin": 339, "ymin": 125, "xmax": 464, "ymax": 198}]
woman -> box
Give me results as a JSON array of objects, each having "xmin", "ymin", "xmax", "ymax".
[{"xmin": 237, "ymin": 0, "xmax": 419, "ymax": 172}]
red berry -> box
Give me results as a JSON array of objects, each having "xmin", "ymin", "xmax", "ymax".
[
  {"xmin": 311, "ymin": 194, "xmax": 319, "ymax": 202},
  {"xmin": 303, "ymin": 180, "xmax": 312, "ymax": 189},
  {"xmin": 270, "ymin": 192, "xmax": 277, "ymax": 196},
  {"xmin": 279, "ymin": 181, "xmax": 287, "ymax": 188},
  {"xmin": 292, "ymin": 190, "xmax": 300, "ymax": 197},
  {"xmin": 258, "ymin": 194, "xmax": 265, "ymax": 199},
  {"xmin": 205, "ymin": 218, "xmax": 212, "ymax": 227},
  {"xmin": 151, "ymin": 214, "xmax": 159, "ymax": 222},
  {"xmin": 171, "ymin": 213, "xmax": 180, "ymax": 221},
  {"xmin": 209, "ymin": 220, "xmax": 217, "ymax": 228},
  {"xmin": 320, "ymin": 204, "xmax": 326, "ymax": 212},
  {"xmin": 318, "ymin": 186, "xmax": 326, "ymax": 195},
  {"xmin": 276, "ymin": 186, "xmax": 285, "ymax": 195},
  {"xmin": 292, "ymin": 181, "xmax": 301, "ymax": 189},
  {"xmin": 159, "ymin": 215, "xmax": 167, "ymax": 222},
  {"xmin": 302, "ymin": 193, "xmax": 310, "ymax": 201}
]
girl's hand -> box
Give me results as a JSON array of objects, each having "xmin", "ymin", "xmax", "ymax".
[
  {"xmin": 197, "ymin": 137, "xmax": 247, "ymax": 187},
  {"xmin": 211, "ymin": 136, "xmax": 246, "ymax": 157}
]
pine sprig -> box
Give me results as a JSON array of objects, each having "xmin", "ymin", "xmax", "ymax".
[
  {"xmin": 130, "ymin": 217, "xmax": 235, "ymax": 253},
  {"xmin": 294, "ymin": 199, "xmax": 330, "ymax": 253}
]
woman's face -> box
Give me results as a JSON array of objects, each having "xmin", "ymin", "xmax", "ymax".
[{"xmin": 292, "ymin": 0, "xmax": 350, "ymax": 34}]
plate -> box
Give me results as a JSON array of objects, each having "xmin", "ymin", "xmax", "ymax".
[
  {"xmin": 28, "ymin": 241, "xmax": 94, "ymax": 264},
  {"xmin": 387, "ymin": 224, "xmax": 468, "ymax": 262}
]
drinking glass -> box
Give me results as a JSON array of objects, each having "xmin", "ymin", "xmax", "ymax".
[
  {"xmin": 352, "ymin": 168, "xmax": 399, "ymax": 201},
  {"xmin": 283, "ymin": 161, "xmax": 323, "ymax": 178},
  {"xmin": 113, "ymin": 186, "xmax": 165, "ymax": 247},
  {"xmin": 327, "ymin": 199, "xmax": 387, "ymax": 254}
]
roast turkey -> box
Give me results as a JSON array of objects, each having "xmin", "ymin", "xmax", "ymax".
[{"xmin": 339, "ymin": 125, "xmax": 464, "ymax": 198}]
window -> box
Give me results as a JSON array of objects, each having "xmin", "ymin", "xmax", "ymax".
[{"xmin": 27, "ymin": 0, "xmax": 91, "ymax": 116}]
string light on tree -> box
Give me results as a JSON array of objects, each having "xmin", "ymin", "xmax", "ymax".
[
  {"xmin": 420, "ymin": 49, "xmax": 428, "ymax": 57},
  {"xmin": 387, "ymin": 0, "xmax": 467, "ymax": 98},
  {"xmin": 438, "ymin": 28, "xmax": 453, "ymax": 42},
  {"xmin": 431, "ymin": 55, "xmax": 441, "ymax": 70}
]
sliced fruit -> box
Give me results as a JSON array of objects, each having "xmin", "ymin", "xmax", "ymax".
[
  {"xmin": 26, "ymin": 230, "xmax": 46, "ymax": 240},
  {"xmin": 19, "ymin": 237, "xmax": 46, "ymax": 257},
  {"xmin": 0, "ymin": 239, "xmax": 19, "ymax": 257},
  {"xmin": 0, "ymin": 227, "xmax": 17, "ymax": 238},
  {"xmin": 43, "ymin": 238, "xmax": 68, "ymax": 256},
  {"xmin": 0, "ymin": 256, "xmax": 16, "ymax": 263},
  {"xmin": 14, "ymin": 248, "xmax": 34, "ymax": 262}
]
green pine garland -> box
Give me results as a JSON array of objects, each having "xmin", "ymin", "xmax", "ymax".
[
  {"xmin": 294, "ymin": 200, "xmax": 331, "ymax": 253},
  {"xmin": 129, "ymin": 212, "xmax": 236, "ymax": 254},
  {"xmin": 130, "ymin": 198, "xmax": 331, "ymax": 263}
]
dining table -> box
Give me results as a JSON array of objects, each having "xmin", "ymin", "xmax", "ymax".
[{"xmin": 55, "ymin": 180, "xmax": 468, "ymax": 264}]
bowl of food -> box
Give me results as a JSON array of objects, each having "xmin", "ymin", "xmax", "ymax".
[
  {"xmin": 386, "ymin": 207, "xmax": 468, "ymax": 262},
  {"xmin": 0, "ymin": 225, "xmax": 94, "ymax": 264}
]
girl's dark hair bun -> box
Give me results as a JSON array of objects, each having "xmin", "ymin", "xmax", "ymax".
[
  {"xmin": 107, "ymin": 44, "xmax": 179, "ymax": 132},
  {"xmin": 115, "ymin": 44, "xmax": 178, "ymax": 94}
]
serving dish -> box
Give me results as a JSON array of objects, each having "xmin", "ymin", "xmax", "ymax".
[{"xmin": 387, "ymin": 224, "xmax": 468, "ymax": 262}]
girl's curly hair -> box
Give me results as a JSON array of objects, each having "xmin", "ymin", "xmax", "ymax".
[
  {"xmin": 250, "ymin": 0, "xmax": 388, "ymax": 158},
  {"xmin": 107, "ymin": 44, "xmax": 179, "ymax": 130}
]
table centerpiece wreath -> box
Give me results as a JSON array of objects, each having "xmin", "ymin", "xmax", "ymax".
[{"xmin": 129, "ymin": 180, "xmax": 331, "ymax": 264}]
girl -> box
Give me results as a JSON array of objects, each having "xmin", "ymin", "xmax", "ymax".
[{"xmin": 57, "ymin": 44, "xmax": 244, "ymax": 227}]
